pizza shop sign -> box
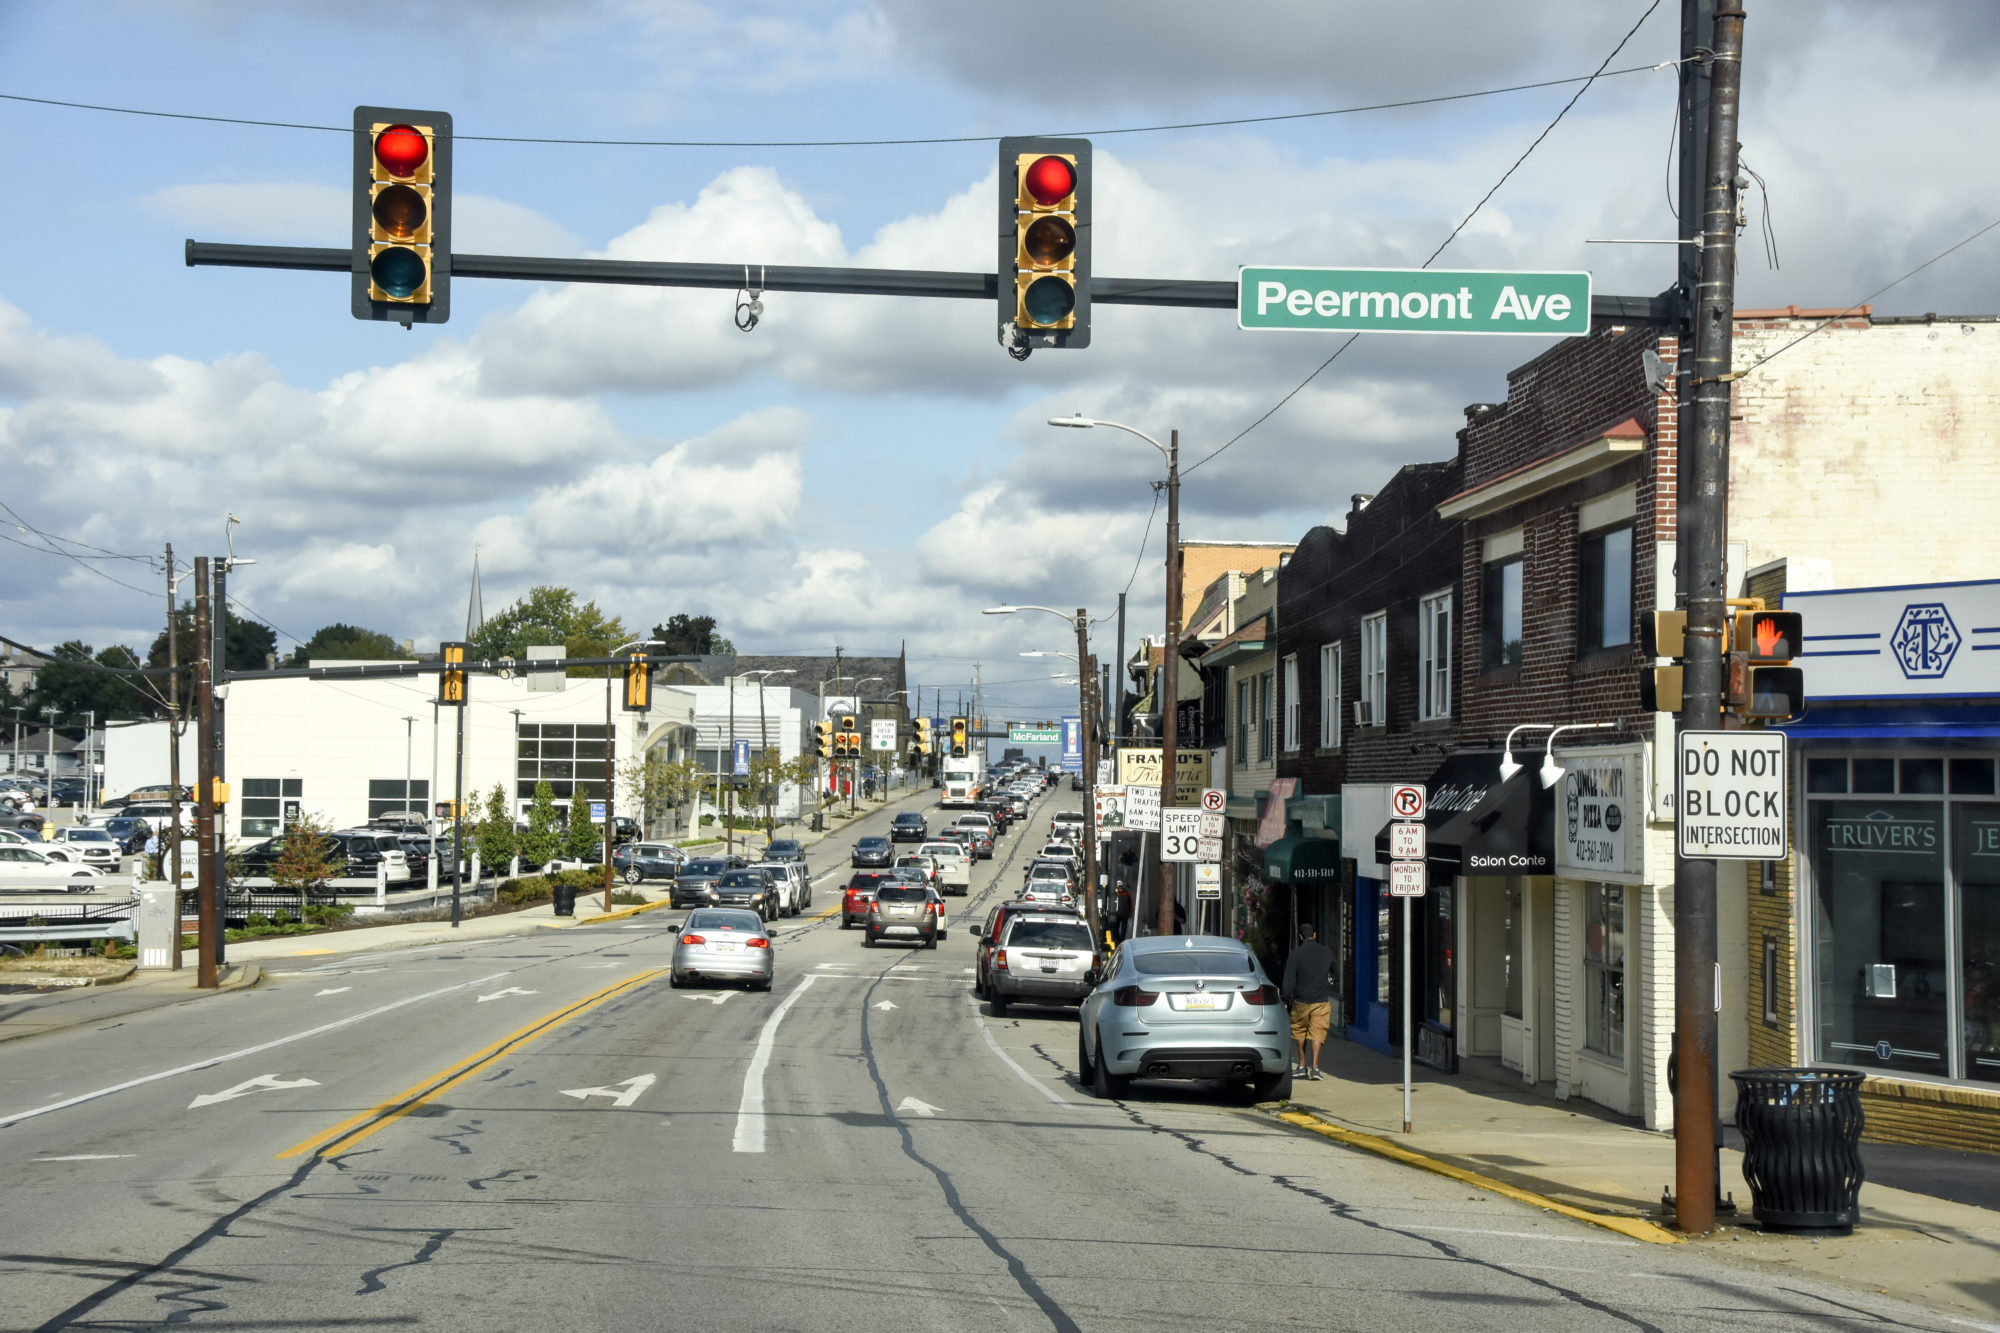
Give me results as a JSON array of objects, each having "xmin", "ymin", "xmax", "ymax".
[{"xmin": 1554, "ymin": 746, "xmax": 1644, "ymax": 881}]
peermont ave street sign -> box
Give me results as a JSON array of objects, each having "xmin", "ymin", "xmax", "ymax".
[{"xmin": 1239, "ymin": 266, "xmax": 1592, "ymax": 337}]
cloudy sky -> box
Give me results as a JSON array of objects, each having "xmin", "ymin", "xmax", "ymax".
[{"xmin": 2, "ymin": 1, "xmax": 1995, "ymax": 724}]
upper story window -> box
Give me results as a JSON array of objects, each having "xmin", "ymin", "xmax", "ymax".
[
  {"xmin": 1482, "ymin": 558, "xmax": 1523, "ymax": 669},
  {"xmin": 1360, "ymin": 612, "xmax": 1387, "ymax": 726},
  {"xmin": 1580, "ymin": 524, "xmax": 1635, "ymax": 653},
  {"xmin": 1235, "ymin": 678, "xmax": 1252, "ymax": 764},
  {"xmin": 1418, "ymin": 589, "xmax": 1452, "ymax": 721},
  {"xmin": 1281, "ymin": 655, "xmax": 1301, "ymax": 752},
  {"xmin": 1258, "ymin": 669, "xmax": 1276, "ymax": 762},
  {"xmin": 1319, "ymin": 642, "xmax": 1342, "ymax": 749}
]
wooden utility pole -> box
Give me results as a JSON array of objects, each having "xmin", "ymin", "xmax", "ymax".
[
  {"xmin": 1156, "ymin": 431, "xmax": 1182, "ymax": 937},
  {"xmin": 192, "ymin": 557, "xmax": 217, "ymax": 989}
]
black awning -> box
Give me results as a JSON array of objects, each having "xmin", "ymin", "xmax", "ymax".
[{"xmin": 1373, "ymin": 750, "xmax": 1554, "ymax": 876}]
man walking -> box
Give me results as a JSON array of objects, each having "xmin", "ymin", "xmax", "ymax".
[{"xmin": 1281, "ymin": 923, "xmax": 1336, "ymax": 1081}]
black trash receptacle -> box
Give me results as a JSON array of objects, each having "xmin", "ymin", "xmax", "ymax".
[
  {"xmin": 810, "ymin": 812, "xmax": 824, "ymax": 833},
  {"xmin": 551, "ymin": 882, "xmax": 578, "ymax": 917},
  {"xmin": 1730, "ymin": 1067, "xmax": 1866, "ymax": 1231}
]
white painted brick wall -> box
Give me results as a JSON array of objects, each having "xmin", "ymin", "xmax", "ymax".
[
  {"xmin": 1730, "ymin": 319, "xmax": 2000, "ymax": 583},
  {"xmin": 1552, "ymin": 879, "xmax": 1577, "ymax": 1101},
  {"xmin": 1639, "ymin": 817, "xmax": 1681, "ymax": 1131}
]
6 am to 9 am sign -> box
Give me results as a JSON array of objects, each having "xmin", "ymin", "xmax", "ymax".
[{"xmin": 1239, "ymin": 267, "xmax": 1591, "ymax": 337}]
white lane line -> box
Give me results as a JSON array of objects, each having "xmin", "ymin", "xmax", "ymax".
[
  {"xmin": 33, "ymin": 1154, "xmax": 134, "ymax": 1162},
  {"xmin": 0, "ymin": 969, "xmax": 512, "ymax": 1130},
  {"xmin": 966, "ymin": 999, "xmax": 1079, "ymax": 1107},
  {"xmin": 732, "ymin": 973, "xmax": 820, "ymax": 1154}
]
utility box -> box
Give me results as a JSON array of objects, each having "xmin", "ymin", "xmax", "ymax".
[{"xmin": 137, "ymin": 883, "xmax": 179, "ymax": 970}]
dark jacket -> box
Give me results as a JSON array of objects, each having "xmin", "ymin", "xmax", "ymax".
[{"xmin": 1281, "ymin": 939, "xmax": 1336, "ymax": 1006}]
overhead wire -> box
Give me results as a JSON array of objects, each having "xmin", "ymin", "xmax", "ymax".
[
  {"xmin": 0, "ymin": 62, "xmax": 1678, "ymax": 151},
  {"xmin": 1183, "ymin": 0, "xmax": 1667, "ymax": 477}
]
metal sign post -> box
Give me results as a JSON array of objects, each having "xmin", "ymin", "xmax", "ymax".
[{"xmin": 1389, "ymin": 795, "xmax": 1427, "ymax": 1135}]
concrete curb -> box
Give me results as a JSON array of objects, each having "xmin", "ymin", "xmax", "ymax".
[
  {"xmin": 0, "ymin": 961, "xmax": 138, "ymax": 990},
  {"xmin": 570, "ymin": 898, "xmax": 676, "ymax": 926},
  {"xmin": 1270, "ymin": 1106, "xmax": 1683, "ymax": 1246}
]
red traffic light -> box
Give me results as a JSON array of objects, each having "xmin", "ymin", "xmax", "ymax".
[
  {"xmin": 374, "ymin": 124, "xmax": 429, "ymax": 178},
  {"xmin": 1022, "ymin": 155, "xmax": 1075, "ymax": 206}
]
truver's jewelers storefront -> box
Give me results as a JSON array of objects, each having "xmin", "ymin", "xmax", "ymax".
[{"xmin": 1780, "ymin": 579, "xmax": 2000, "ymax": 1152}]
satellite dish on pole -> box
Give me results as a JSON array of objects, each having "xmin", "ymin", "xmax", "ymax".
[{"xmin": 1642, "ymin": 348, "xmax": 1669, "ymax": 396}]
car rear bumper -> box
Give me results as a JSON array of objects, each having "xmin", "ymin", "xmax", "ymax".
[
  {"xmin": 1100, "ymin": 1025, "xmax": 1289, "ymax": 1077},
  {"xmin": 993, "ymin": 975, "xmax": 1091, "ymax": 1003},
  {"xmin": 673, "ymin": 952, "xmax": 774, "ymax": 980}
]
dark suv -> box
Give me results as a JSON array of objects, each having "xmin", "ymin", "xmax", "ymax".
[{"xmin": 889, "ymin": 812, "xmax": 928, "ymax": 842}]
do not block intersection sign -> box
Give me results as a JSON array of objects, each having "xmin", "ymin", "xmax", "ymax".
[{"xmin": 1677, "ymin": 730, "xmax": 1787, "ymax": 860}]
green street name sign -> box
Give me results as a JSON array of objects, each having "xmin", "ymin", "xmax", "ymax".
[
  {"xmin": 1008, "ymin": 725, "xmax": 1062, "ymax": 743},
  {"xmin": 1238, "ymin": 266, "xmax": 1591, "ymax": 337}
]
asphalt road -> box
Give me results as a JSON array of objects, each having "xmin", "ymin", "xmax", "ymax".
[{"xmin": 0, "ymin": 787, "xmax": 1967, "ymax": 1331}]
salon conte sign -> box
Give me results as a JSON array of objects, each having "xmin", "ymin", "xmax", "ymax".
[{"xmin": 1554, "ymin": 747, "xmax": 1643, "ymax": 881}]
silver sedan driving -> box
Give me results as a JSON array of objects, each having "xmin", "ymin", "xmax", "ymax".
[{"xmin": 670, "ymin": 909, "xmax": 775, "ymax": 990}]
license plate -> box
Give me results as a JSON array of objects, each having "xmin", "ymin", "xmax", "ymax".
[
  {"xmin": 1040, "ymin": 965, "xmax": 1058, "ymax": 974},
  {"xmin": 1177, "ymin": 993, "xmax": 1222, "ymax": 1011},
  {"xmin": 711, "ymin": 943, "xmax": 737, "ymax": 952}
]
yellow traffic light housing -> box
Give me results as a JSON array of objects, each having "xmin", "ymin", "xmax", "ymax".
[
  {"xmin": 913, "ymin": 717, "xmax": 932, "ymax": 754},
  {"xmin": 1641, "ymin": 610, "xmax": 1687, "ymax": 659},
  {"xmin": 1731, "ymin": 607, "xmax": 1806, "ymax": 721},
  {"xmin": 1640, "ymin": 665, "xmax": 1684, "ymax": 713},
  {"xmin": 815, "ymin": 721, "xmax": 834, "ymax": 760},
  {"xmin": 999, "ymin": 136, "xmax": 1091, "ymax": 351},
  {"xmin": 439, "ymin": 641, "xmax": 467, "ymax": 706},
  {"xmin": 622, "ymin": 650, "xmax": 651, "ymax": 711},
  {"xmin": 949, "ymin": 716, "xmax": 968, "ymax": 758},
  {"xmin": 353, "ymin": 106, "xmax": 451, "ymax": 324}
]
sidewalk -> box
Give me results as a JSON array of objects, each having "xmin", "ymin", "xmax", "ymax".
[{"xmin": 1283, "ymin": 1036, "xmax": 2000, "ymax": 1323}]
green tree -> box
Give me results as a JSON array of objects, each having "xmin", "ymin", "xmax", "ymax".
[
  {"xmin": 470, "ymin": 586, "xmax": 628, "ymax": 678},
  {"xmin": 27, "ymin": 641, "xmax": 163, "ymax": 721},
  {"xmin": 270, "ymin": 810, "xmax": 342, "ymax": 890},
  {"xmin": 619, "ymin": 751, "xmax": 702, "ymax": 835},
  {"xmin": 564, "ymin": 789, "xmax": 602, "ymax": 862},
  {"xmin": 146, "ymin": 603, "xmax": 282, "ymax": 713},
  {"xmin": 290, "ymin": 623, "xmax": 411, "ymax": 665},
  {"xmin": 474, "ymin": 783, "xmax": 517, "ymax": 870},
  {"xmin": 520, "ymin": 780, "xmax": 563, "ymax": 867}
]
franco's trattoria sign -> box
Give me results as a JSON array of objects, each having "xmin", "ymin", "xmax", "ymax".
[{"xmin": 1239, "ymin": 266, "xmax": 1591, "ymax": 336}]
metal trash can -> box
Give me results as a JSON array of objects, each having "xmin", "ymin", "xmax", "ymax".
[
  {"xmin": 1730, "ymin": 1067, "xmax": 1866, "ymax": 1231},
  {"xmin": 551, "ymin": 882, "xmax": 578, "ymax": 917},
  {"xmin": 810, "ymin": 813, "xmax": 824, "ymax": 833}
]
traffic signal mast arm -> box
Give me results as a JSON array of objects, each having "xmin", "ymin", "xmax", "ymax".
[{"xmin": 187, "ymin": 241, "xmax": 1674, "ymax": 321}]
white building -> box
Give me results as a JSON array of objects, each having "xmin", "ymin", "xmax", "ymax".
[
  {"xmin": 105, "ymin": 666, "xmax": 698, "ymax": 841},
  {"xmin": 678, "ymin": 682, "xmax": 818, "ymax": 824}
]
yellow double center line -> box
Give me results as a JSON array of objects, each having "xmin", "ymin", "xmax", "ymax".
[{"xmin": 278, "ymin": 969, "xmax": 666, "ymax": 1161}]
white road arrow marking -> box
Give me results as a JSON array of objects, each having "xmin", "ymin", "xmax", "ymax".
[
  {"xmin": 896, "ymin": 1096, "xmax": 941, "ymax": 1118},
  {"xmin": 476, "ymin": 987, "xmax": 539, "ymax": 1003},
  {"xmin": 188, "ymin": 1074, "xmax": 320, "ymax": 1109},
  {"xmin": 559, "ymin": 1074, "xmax": 657, "ymax": 1108},
  {"xmin": 873, "ymin": 1000, "xmax": 898, "ymax": 1011},
  {"xmin": 315, "ymin": 987, "xmax": 352, "ymax": 996},
  {"xmin": 686, "ymin": 992, "xmax": 732, "ymax": 1006}
]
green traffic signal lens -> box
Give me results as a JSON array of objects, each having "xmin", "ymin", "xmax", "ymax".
[
  {"xmin": 1022, "ymin": 275, "xmax": 1075, "ymax": 326},
  {"xmin": 371, "ymin": 246, "xmax": 429, "ymax": 299},
  {"xmin": 1022, "ymin": 215, "xmax": 1076, "ymax": 267},
  {"xmin": 372, "ymin": 184, "xmax": 428, "ymax": 240}
]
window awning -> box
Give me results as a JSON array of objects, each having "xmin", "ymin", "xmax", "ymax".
[
  {"xmin": 1264, "ymin": 832, "xmax": 1341, "ymax": 884},
  {"xmin": 1781, "ymin": 704, "xmax": 2000, "ymax": 740},
  {"xmin": 1372, "ymin": 750, "xmax": 1554, "ymax": 876}
]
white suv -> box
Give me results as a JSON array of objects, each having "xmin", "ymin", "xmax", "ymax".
[{"xmin": 45, "ymin": 826, "xmax": 122, "ymax": 867}]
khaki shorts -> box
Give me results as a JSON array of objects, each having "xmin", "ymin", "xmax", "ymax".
[{"xmin": 1289, "ymin": 1001, "xmax": 1331, "ymax": 1043}]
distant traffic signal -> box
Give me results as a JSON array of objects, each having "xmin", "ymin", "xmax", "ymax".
[
  {"xmin": 999, "ymin": 136, "xmax": 1090, "ymax": 352},
  {"xmin": 913, "ymin": 718, "xmax": 932, "ymax": 754},
  {"xmin": 950, "ymin": 716, "xmax": 968, "ymax": 758},
  {"xmin": 439, "ymin": 641, "xmax": 467, "ymax": 705},
  {"xmin": 622, "ymin": 650, "xmax": 651, "ymax": 711},
  {"xmin": 815, "ymin": 721, "xmax": 834, "ymax": 760},
  {"xmin": 353, "ymin": 106, "xmax": 451, "ymax": 325}
]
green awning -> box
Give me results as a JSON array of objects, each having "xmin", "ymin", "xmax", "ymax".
[{"xmin": 1263, "ymin": 832, "xmax": 1341, "ymax": 884}]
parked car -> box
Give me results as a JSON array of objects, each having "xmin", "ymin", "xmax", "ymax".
[
  {"xmin": 99, "ymin": 784, "xmax": 190, "ymax": 810},
  {"xmin": 614, "ymin": 841, "xmax": 687, "ymax": 884},
  {"xmin": 0, "ymin": 843, "xmax": 102, "ymax": 884},
  {"xmin": 98, "ymin": 817, "xmax": 155, "ymax": 854},
  {"xmin": 116, "ymin": 803, "xmax": 189, "ymax": 836},
  {"xmin": 44, "ymin": 825, "xmax": 122, "ymax": 867},
  {"xmin": 669, "ymin": 909, "xmax": 773, "ymax": 990},
  {"xmin": 863, "ymin": 882, "xmax": 940, "ymax": 949},
  {"xmin": 851, "ymin": 835, "xmax": 894, "ymax": 868},
  {"xmin": 841, "ymin": 870, "xmax": 899, "ymax": 928},
  {"xmin": 330, "ymin": 830, "xmax": 413, "ymax": 884},
  {"xmin": 1076, "ymin": 936, "xmax": 1291, "ymax": 1102},
  {"xmin": 985, "ymin": 912, "xmax": 1099, "ymax": 1014},
  {"xmin": 1049, "ymin": 810, "xmax": 1087, "ymax": 841},
  {"xmin": 889, "ymin": 812, "xmax": 928, "ymax": 842},
  {"xmin": 764, "ymin": 838, "xmax": 807, "ymax": 864},
  {"xmin": 0, "ymin": 808, "xmax": 46, "ymax": 835},
  {"xmin": 671, "ymin": 856, "xmax": 744, "ymax": 908}
]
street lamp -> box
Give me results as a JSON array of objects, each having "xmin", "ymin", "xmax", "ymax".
[
  {"xmin": 984, "ymin": 603, "xmax": 1104, "ymax": 944},
  {"xmin": 1048, "ymin": 413, "xmax": 1182, "ymax": 938}
]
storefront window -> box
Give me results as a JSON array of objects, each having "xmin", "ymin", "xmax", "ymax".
[
  {"xmin": 1376, "ymin": 898, "xmax": 1392, "ymax": 1006},
  {"xmin": 1503, "ymin": 881, "xmax": 1523, "ymax": 1019},
  {"xmin": 1811, "ymin": 800, "xmax": 1947, "ymax": 1077},
  {"xmin": 1954, "ymin": 804, "xmax": 2000, "ymax": 1084},
  {"xmin": 1584, "ymin": 883, "xmax": 1625, "ymax": 1062},
  {"xmin": 1427, "ymin": 882, "xmax": 1455, "ymax": 1030}
]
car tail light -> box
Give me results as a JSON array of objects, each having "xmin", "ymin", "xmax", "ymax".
[
  {"xmin": 680, "ymin": 933, "xmax": 707, "ymax": 945},
  {"xmin": 746, "ymin": 937, "xmax": 770, "ymax": 949},
  {"xmin": 1111, "ymin": 985, "xmax": 1158, "ymax": 1007},
  {"xmin": 996, "ymin": 949, "xmax": 1008, "ymax": 971},
  {"xmin": 1239, "ymin": 984, "xmax": 1280, "ymax": 1005}
]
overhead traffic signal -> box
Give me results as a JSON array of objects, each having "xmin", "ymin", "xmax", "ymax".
[
  {"xmin": 1730, "ymin": 608, "xmax": 1806, "ymax": 721},
  {"xmin": 815, "ymin": 721, "xmax": 834, "ymax": 760},
  {"xmin": 950, "ymin": 716, "xmax": 968, "ymax": 758},
  {"xmin": 622, "ymin": 650, "xmax": 651, "ymax": 711},
  {"xmin": 999, "ymin": 136, "xmax": 1091, "ymax": 353},
  {"xmin": 353, "ymin": 106, "xmax": 451, "ymax": 325},
  {"xmin": 439, "ymin": 641, "xmax": 467, "ymax": 706},
  {"xmin": 913, "ymin": 718, "xmax": 932, "ymax": 754}
]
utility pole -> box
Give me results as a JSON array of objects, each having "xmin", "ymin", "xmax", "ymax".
[
  {"xmin": 164, "ymin": 544, "xmax": 184, "ymax": 961},
  {"xmin": 1672, "ymin": 0, "xmax": 1745, "ymax": 1236},
  {"xmin": 726, "ymin": 674, "xmax": 737, "ymax": 856},
  {"xmin": 192, "ymin": 557, "xmax": 217, "ymax": 989},
  {"xmin": 1114, "ymin": 591, "xmax": 1127, "ymax": 749},
  {"xmin": 603, "ymin": 667, "xmax": 616, "ymax": 913},
  {"xmin": 43, "ymin": 706, "xmax": 57, "ymax": 790},
  {"xmin": 209, "ymin": 560, "xmax": 228, "ymax": 968},
  {"xmin": 451, "ymin": 686, "xmax": 466, "ymax": 927},
  {"xmin": 1074, "ymin": 608, "xmax": 1102, "ymax": 945},
  {"xmin": 1156, "ymin": 430, "xmax": 1183, "ymax": 937}
]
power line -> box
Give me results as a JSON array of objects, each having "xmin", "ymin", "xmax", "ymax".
[
  {"xmin": 0, "ymin": 62, "xmax": 1676, "ymax": 152},
  {"xmin": 1184, "ymin": 0, "xmax": 1667, "ymax": 476}
]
